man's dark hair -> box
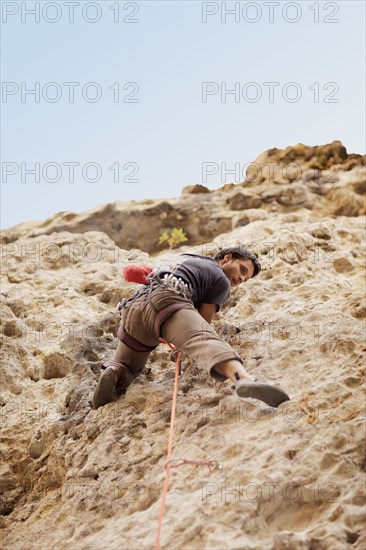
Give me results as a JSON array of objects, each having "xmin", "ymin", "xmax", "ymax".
[{"xmin": 213, "ymin": 247, "xmax": 261, "ymax": 278}]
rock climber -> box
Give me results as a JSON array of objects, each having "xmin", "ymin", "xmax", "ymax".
[{"xmin": 91, "ymin": 247, "xmax": 290, "ymax": 409}]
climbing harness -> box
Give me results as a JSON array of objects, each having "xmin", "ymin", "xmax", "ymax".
[
  {"xmin": 117, "ymin": 285, "xmax": 148, "ymax": 313},
  {"xmin": 116, "ymin": 271, "xmax": 194, "ymax": 353},
  {"xmin": 154, "ymin": 338, "xmax": 221, "ymax": 550}
]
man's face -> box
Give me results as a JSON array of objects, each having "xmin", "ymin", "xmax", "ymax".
[{"xmin": 219, "ymin": 253, "xmax": 255, "ymax": 287}]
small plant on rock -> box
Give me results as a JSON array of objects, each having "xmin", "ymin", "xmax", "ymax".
[{"xmin": 158, "ymin": 228, "xmax": 188, "ymax": 249}]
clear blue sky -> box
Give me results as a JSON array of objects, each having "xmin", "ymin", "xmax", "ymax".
[{"xmin": 1, "ymin": 0, "xmax": 365, "ymax": 229}]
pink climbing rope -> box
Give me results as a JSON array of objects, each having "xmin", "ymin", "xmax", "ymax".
[{"xmin": 154, "ymin": 338, "xmax": 220, "ymax": 550}]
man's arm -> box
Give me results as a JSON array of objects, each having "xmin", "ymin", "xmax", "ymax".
[{"xmin": 198, "ymin": 303, "xmax": 217, "ymax": 324}]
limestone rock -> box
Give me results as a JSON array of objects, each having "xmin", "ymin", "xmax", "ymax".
[
  {"xmin": 245, "ymin": 140, "xmax": 364, "ymax": 187},
  {"xmin": 227, "ymin": 192, "xmax": 262, "ymax": 210},
  {"xmin": 181, "ymin": 184, "xmax": 210, "ymax": 194},
  {"xmin": 1, "ymin": 142, "xmax": 365, "ymax": 550},
  {"xmin": 2, "ymin": 142, "xmax": 364, "ymax": 256}
]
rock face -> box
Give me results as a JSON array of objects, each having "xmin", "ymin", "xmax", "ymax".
[
  {"xmin": 2, "ymin": 140, "xmax": 364, "ymax": 255},
  {"xmin": 1, "ymin": 141, "xmax": 365, "ymax": 550}
]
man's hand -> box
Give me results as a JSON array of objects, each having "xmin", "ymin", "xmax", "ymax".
[{"xmin": 213, "ymin": 311, "xmax": 224, "ymax": 321}]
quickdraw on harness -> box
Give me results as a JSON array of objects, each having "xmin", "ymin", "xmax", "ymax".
[
  {"xmin": 117, "ymin": 266, "xmax": 193, "ymax": 315},
  {"xmin": 147, "ymin": 272, "xmax": 193, "ymax": 300}
]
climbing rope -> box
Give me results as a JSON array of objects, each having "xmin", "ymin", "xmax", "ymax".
[{"xmin": 154, "ymin": 338, "xmax": 221, "ymax": 550}]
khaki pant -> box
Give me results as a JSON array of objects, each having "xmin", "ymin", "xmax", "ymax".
[{"xmin": 114, "ymin": 287, "xmax": 242, "ymax": 382}]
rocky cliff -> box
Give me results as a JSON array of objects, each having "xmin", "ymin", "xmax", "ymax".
[{"xmin": 1, "ymin": 141, "xmax": 365, "ymax": 549}]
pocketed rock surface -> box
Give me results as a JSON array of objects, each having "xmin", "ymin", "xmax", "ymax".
[{"xmin": 1, "ymin": 142, "xmax": 365, "ymax": 550}]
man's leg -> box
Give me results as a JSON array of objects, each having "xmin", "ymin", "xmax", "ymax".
[
  {"xmin": 91, "ymin": 340, "xmax": 151, "ymax": 409},
  {"xmin": 161, "ymin": 308, "xmax": 290, "ymax": 408},
  {"xmin": 92, "ymin": 293, "xmax": 160, "ymax": 409},
  {"xmin": 113, "ymin": 340, "xmax": 151, "ymax": 378},
  {"xmin": 213, "ymin": 359, "xmax": 255, "ymax": 384},
  {"xmin": 161, "ymin": 308, "xmax": 249, "ymax": 381}
]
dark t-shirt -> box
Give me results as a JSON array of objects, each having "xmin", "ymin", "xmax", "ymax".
[{"xmin": 156, "ymin": 254, "xmax": 231, "ymax": 311}]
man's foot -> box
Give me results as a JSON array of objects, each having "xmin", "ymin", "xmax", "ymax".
[
  {"xmin": 235, "ymin": 379, "xmax": 290, "ymax": 408},
  {"xmin": 91, "ymin": 361, "xmax": 134, "ymax": 409},
  {"xmin": 91, "ymin": 367, "xmax": 118, "ymax": 409}
]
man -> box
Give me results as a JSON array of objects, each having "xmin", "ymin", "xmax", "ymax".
[{"xmin": 92, "ymin": 247, "xmax": 290, "ymax": 409}]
